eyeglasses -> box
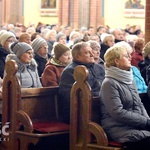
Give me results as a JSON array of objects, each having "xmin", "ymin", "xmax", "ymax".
[
  {"xmin": 40, "ymin": 45, "xmax": 48, "ymax": 49},
  {"xmin": 6, "ymin": 39, "xmax": 15, "ymax": 43},
  {"xmin": 92, "ymin": 46, "xmax": 100, "ymax": 51},
  {"xmin": 122, "ymin": 53, "xmax": 131, "ymax": 59}
]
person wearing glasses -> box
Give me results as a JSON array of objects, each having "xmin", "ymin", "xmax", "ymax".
[
  {"xmin": 0, "ymin": 31, "xmax": 16, "ymax": 78},
  {"xmin": 31, "ymin": 37, "xmax": 51, "ymax": 77},
  {"xmin": 100, "ymin": 45, "xmax": 150, "ymax": 150},
  {"xmin": 5, "ymin": 42, "xmax": 42, "ymax": 88}
]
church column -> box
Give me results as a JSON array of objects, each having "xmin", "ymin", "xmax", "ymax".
[{"xmin": 145, "ymin": 0, "xmax": 150, "ymax": 44}]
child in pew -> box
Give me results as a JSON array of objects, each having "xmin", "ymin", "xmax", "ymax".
[
  {"xmin": 100, "ymin": 45, "xmax": 150, "ymax": 150},
  {"xmin": 5, "ymin": 42, "xmax": 42, "ymax": 88}
]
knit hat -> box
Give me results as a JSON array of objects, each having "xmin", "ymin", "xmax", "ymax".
[
  {"xmin": 31, "ymin": 37, "xmax": 46, "ymax": 53},
  {"xmin": 0, "ymin": 31, "xmax": 16, "ymax": 46},
  {"xmin": 54, "ymin": 44, "xmax": 70, "ymax": 59},
  {"xmin": 56, "ymin": 32, "xmax": 66, "ymax": 42},
  {"xmin": 11, "ymin": 42, "xmax": 32, "ymax": 58},
  {"xmin": 142, "ymin": 41, "xmax": 150, "ymax": 58}
]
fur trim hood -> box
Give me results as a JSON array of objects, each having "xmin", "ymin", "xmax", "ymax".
[{"xmin": 5, "ymin": 54, "xmax": 37, "ymax": 72}]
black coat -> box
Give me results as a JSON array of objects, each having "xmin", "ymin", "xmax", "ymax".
[
  {"xmin": 100, "ymin": 43, "xmax": 110, "ymax": 61},
  {"xmin": 138, "ymin": 57, "xmax": 150, "ymax": 85},
  {"xmin": 0, "ymin": 47, "xmax": 10, "ymax": 78},
  {"xmin": 58, "ymin": 60, "xmax": 105, "ymax": 124},
  {"xmin": 34, "ymin": 53, "xmax": 51, "ymax": 77}
]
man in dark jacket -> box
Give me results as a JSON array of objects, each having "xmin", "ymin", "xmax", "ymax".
[{"xmin": 58, "ymin": 42, "xmax": 105, "ymax": 124}]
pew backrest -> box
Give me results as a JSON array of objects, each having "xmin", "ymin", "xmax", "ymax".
[
  {"xmin": 2, "ymin": 60, "xmax": 69, "ymax": 150},
  {"xmin": 70, "ymin": 65, "xmax": 122, "ymax": 150}
]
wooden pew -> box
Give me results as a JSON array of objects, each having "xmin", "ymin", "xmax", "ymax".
[
  {"xmin": 1, "ymin": 60, "xmax": 69, "ymax": 150},
  {"xmin": 70, "ymin": 65, "xmax": 122, "ymax": 150}
]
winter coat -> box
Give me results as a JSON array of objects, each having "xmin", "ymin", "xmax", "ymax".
[
  {"xmin": 100, "ymin": 66, "xmax": 150, "ymax": 143},
  {"xmin": 47, "ymin": 40, "xmax": 55, "ymax": 55},
  {"xmin": 5, "ymin": 54, "xmax": 42, "ymax": 88},
  {"xmin": 58, "ymin": 60, "xmax": 105, "ymax": 124},
  {"xmin": 34, "ymin": 53, "xmax": 51, "ymax": 77},
  {"xmin": 138, "ymin": 57, "xmax": 150, "ymax": 85},
  {"xmin": 0, "ymin": 47, "xmax": 10, "ymax": 78},
  {"xmin": 131, "ymin": 52, "xmax": 143, "ymax": 69},
  {"xmin": 41, "ymin": 58, "xmax": 66, "ymax": 86},
  {"xmin": 100, "ymin": 43, "xmax": 110, "ymax": 61},
  {"xmin": 132, "ymin": 66, "xmax": 147, "ymax": 93}
]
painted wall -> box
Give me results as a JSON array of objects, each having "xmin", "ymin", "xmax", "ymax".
[
  {"xmin": 23, "ymin": 0, "xmax": 145, "ymax": 31},
  {"xmin": 24, "ymin": 0, "xmax": 58, "ymax": 27},
  {"xmin": 104, "ymin": 0, "xmax": 145, "ymax": 31}
]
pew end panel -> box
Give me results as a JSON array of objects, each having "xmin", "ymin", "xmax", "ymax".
[
  {"xmin": 2, "ymin": 60, "xmax": 69, "ymax": 150},
  {"xmin": 70, "ymin": 65, "xmax": 122, "ymax": 150}
]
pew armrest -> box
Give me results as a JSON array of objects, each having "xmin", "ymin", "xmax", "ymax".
[
  {"xmin": 87, "ymin": 144, "xmax": 122, "ymax": 150},
  {"xmin": 88, "ymin": 121, "xmax": 108, "ymax": 146},
  {"xmin": 16, "ymin": 110, "xmax": 33, "ymax": 133}
]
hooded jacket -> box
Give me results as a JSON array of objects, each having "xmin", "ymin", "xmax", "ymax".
[{"xmin": 5, "ymin": 54, "xmax": 42, "ymax": 88}]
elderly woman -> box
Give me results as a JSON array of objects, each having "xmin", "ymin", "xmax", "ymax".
[
  {"xmin": 138, "ymin": 41, "xmax": 150, "ymax": 85},
  {"xmin": 5, "ymin": 42, "xmax": 42, "ymax": 88},
  {"xmin": 100, "ymin": 45, "xmax": 150, "ymax": 150},
  {"xmin": 41, "ymin": 43, "xmax": 72, "ymax": 86},
  {"xmin": 131, "ymin": 38, "xmax": 145, "ymax": 69},
  {"xmin": 0, "ymin": 31, "xmax": 16, "ymax": 78},
  {"xmin": 32, "ymin": 37, "xmax": 51, "ymax": 77},
  {"xmin": 87, "ymin": 40, "xmax": 104, "ymax": 64}
]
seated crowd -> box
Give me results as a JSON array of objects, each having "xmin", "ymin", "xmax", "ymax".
[{"xmin": 0, "ymin": 22, "xmax": 150, "ymax": 149}]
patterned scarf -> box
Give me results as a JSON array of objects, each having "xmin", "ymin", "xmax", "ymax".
[{"xmin": 105, "ymin": 66, "xmax": 133, "ymax": 84}]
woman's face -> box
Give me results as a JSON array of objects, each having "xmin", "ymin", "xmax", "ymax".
[
  {"xmin": 20, "ymin": 49, "xmax": 34, "ymax": 63},
  {"xmin": 106, "ymin": 37, "xmax": 115, "ymax": 47},
  {"xmin": 3, "ymin": 37, "xmax": 16, "ymax": 51},
  {"xmin": 58, "ymin": 35, "xmax": 67, "ymax": 45},
  {"xmin": 49, "ymin": 32, "xmax": 56, "ymax": 41},
  {"xmin": 58, "ymin": 50, "xmax": 72, "ymax": 65},
  {"xmin": 91, "ymin": 45, "xmax": 100, "ymax": 61},
  {"xmin": 37, "ymin": 43, "xmax": 48, "ymax": 57},
  {"xmin": 115, "ymin": 51, "xmax": 132, "ymax": 71}
]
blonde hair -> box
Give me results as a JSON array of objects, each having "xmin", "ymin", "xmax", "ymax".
[
  {"xmin": 104, "ymin": 46, "xmax": 126, "ymax": 67},
  {"xmin": 114, "ymin": 41, "xmax": 133, "ymax": 54},
  {"xmin": 46, "ymin": 29, "xmax": 57, "ymax": 40},
  {"xmin": 142, "ymin": 41, "xmax": 150, "ymax": 58}
]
